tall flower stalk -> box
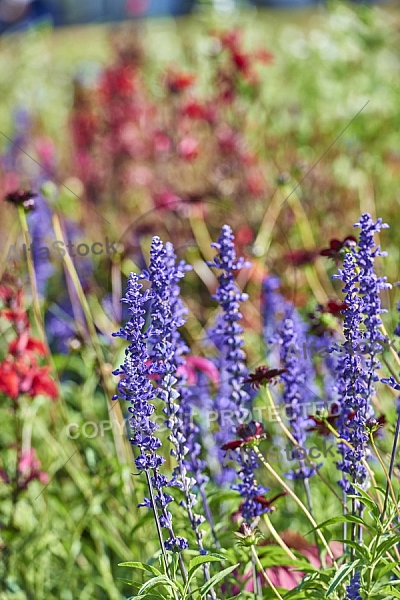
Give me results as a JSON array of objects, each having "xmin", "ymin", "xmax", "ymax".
[
  {"xmin": 333, "ymin": 214, "xmax": 391, "ymax": 546},
  {"xmin": 113, "ymin": 268, "xmax": 188, "ymax": 559},
  {"xmin": 207, "ymin": 225, "xmax": 250, "ymax": 458},
  {"xmin": 145, "ymin": 239, "xmax": 212, "ymax": 561},
  {"xmin": 208, "ymin": 226, "xmax": 273, "ymax": 531}
]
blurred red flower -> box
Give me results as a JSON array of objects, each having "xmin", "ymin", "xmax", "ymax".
[{"xmin": 165, "ymin": 69, "xmax": 196, "ymax": 94}]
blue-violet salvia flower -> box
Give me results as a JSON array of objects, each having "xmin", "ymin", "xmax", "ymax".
[
  {"xmin": 206, "ymin": 225, "xmax": 251, "ymax": 486},
  {"xmin": 333, "ymin": 214, "xmax": 391, "ymax": 495},
  {"xmin": 274, "ymin": 305, "xmax": 318, "ymax": 480},
  {"xmin": 208, "ymin": 226, "xmax": 271, "ymax": 523},
  {"xmin": 146, "ymin": 239, "xmax": 208, "ymax": 552},
  {"xmin": 207, "ymin": 225, "xmax": 251, "ymax": 443},
  {"xmin": 346, "ymin": 572, "xmax": 362, "ymax": 600},
  {"xmin": 112, "ymin": 243, "xmax": 188, "ymax": 552}
]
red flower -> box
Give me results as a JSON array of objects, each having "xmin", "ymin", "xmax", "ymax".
[
  {"xmin": 165, "ymin": 69, "xmax": 196, "ymax": 94},
  {"xmin": 245, "ymin": 170, "xmax": 264, "ymax": 197},
  {"xmin": 232, "ymin": 50, "xmax": 250, "ymax": 73},
  {"xmin": 307, "ymin": 404, "xmax": 340, "ymax": 437},
  {"xmin": 320, "ymin": 236, "xmax": 357, "ymax": 260},
  {"xmin": 255, "ymin": 48, "xmax": 274, "ymax": 64},
  {"xmin": 222, "ymin": 421, "xmax": 266, "ymax": 451},
  {"xmin": 0, "ymin": 283, "xmax": 57, "ymax": 401},
  {"xmin": 245, "ymin": 366, "xmax": 287, "ymax": 389},
  {"xmin": 0, "ymin": 359, "xmax": 19, "ymax": 399},
  {"xmin": 234, "ymin": 491, "xmax": 287, "ymax": 521},
  {"xmin": 181, "ymin": 100, "xmax": 216, "ymax": 123},
  {"xmin": 9, "ymin": 334, "xmax": 47, "ymax": 358},
  {"xmin": 177, "ymin": 355, "xmax": 220, "ymax": 386},
  {"xmin": 18, "ymin": 449, "xmax": 49, "ymax": 490},
  {"xmin": 5, "ymin": 189, "xmax": 36, "ymax": 211},
  {"xmin": 219, "ymin": 29, "xmax": 242, "ymax": 51},
  {"xmin": 29, "ymin": 366, "xmax": 58, "ymax": 400},
  {"xmin": 153, "ymin": 131, "xmax": 171, "ymax": 154},
  {"xmin": 323, "ymin": 300, "xmax": 347, "ymax": 316},
  {"xmin": 0, "ymin": 358, "xmax": 58, "ymax": 401},
  {"xmin": 152, "ymin": 190, "xmax": 182, "ymax": 210}
]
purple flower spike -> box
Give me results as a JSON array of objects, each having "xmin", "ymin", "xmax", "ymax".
[
  {"xmin": 112, "ymin": 238, "xmax": 190, "ymax": 553},
  {"xmin": 333, "ymin": 214, "xmax": 391, "ymax": 495},
  {"xmin": 275, "ymin": 307, "xmax": 318, "ymax": 480}
]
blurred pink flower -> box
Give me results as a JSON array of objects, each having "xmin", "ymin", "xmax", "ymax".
[
  {"xmin": 154, "ymin": 131, "xmax": 171, "ymax": 154},
  {"xmin": 2, "ymin": 172, "xmax": 20, "ymax": 195},
  {"xmin": 153, "ymin": 190, "xmax": 182, "ymax": 210},
  {"xmin": 177, "ymin": 356, "xmax": 220, "ymax": 386},
  {"xmin": 125, "ymin": 0, "xmax": 149, "ymax": 15},
  {"xmin": 35, "ymin": 137, "xmax": 56, "ymax": 169},
  {"xmin": 18, "ymin": 449, "xmax": 49, "ymax": 490},
  {"xmin": 178, "ymin": 137, "xmax": 199, "ymax": 160}
]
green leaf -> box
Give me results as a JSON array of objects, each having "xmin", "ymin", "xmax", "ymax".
[
  {"xmin": 335, "ymin": 539, "xmax": 371, "ymax": 561},
  {"xmin": 118, "ymin": 561, "xmax": 162, "ymax": 577},
  {"xmin": 170, "ymin": 552, "xmax": 179, "ymax": 580},
  {"xmin": 375, "ymin": 561, "xmax": 400, "ymax": 580},
  {"xmin": 130, "ymin": 595, "xmax": 168, "ymax": 600},
  {"xmin": 198, "ymin": 563, "xmax": 239, "ymax": 597},
  {"xmin": 187, "ymin": 553, "xmax": 225, "ymax": 583},
  {"xmin": 375, "ymin": 535, "xmax": 400, "ymax": 559},
  {"xmin": 308, "ymin": 514, "xmax": 365, "ymax": 535},
  {"xmin": 326, "ymin": 560, "xmax": 360, "ymax": 597},
  {"xmin": 379, "ymin": 587, "xmax": 400, "ymax": 599},
  {"xmin": 349, "ymin": 485, "xmax": 381, "ymax": 521},
  {"xmin": 117, "ymin": 577, "xmax": 140, "ymax": 587},
  {"xmin": 138, "ymin": 575, "xmax": 180, "ymax": 596}
]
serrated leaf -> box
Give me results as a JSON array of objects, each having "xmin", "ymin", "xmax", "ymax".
[
  {"xmin": 187, "ymin": 553, "xmax": 225, "ymax": 583},
  {"xmin": 326, "ymin": 560, "xmax": 360, "ymax": 597},
  {"xmin": 118, "ymin": 561, "xmax": 162, "ymax": 577}
]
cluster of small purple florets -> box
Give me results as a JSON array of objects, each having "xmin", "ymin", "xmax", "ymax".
[
  {"xmin": 111, "ymin": 213, "xmax": 394, "ymax": 550},
  {"xmin": 112, "ymin": 238, "xmax": 189, "ymax": 552},
  {"xmin": 275, "ymin": 309, "xmax": 318, "ymax": 480},
  {"xmin": 346, "ymin": 572, "xmax": 362, "ymax": 600},
  {"xmin": 207, "ymin": 224, "xmax": 251, "ymax": 438},
  {"xmin": 333, "ymin": 214, "xmax": 391, "ymax": 493},
  {"xmin": 208, "ymin": 225, "xmax": 272, "ymax": 522}
]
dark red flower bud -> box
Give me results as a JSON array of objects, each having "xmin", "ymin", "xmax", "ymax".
[
  {"xmin": 245, "ymin": 366, "xmax": 287, "ymax": 389},
  {"xmin": 5, "ymin": 189, "xmax": 36, "ymax": 211},
  {"xmin": 320, "ymin": 236, "xmax": 357, "ymax": 260},
  {"xmin": 221, "ymin": 440, "xmax": 245, "ymax": 452},
  {"xmin": 237, "ymin": 421, "xmax": 264, "ymax": 441}
]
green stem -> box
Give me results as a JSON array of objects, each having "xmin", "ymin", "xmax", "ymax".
[
  {"xmin": 250, "ymin": 545, "xmax": 284, "ymax": 600},
  {"xmin": 262, "ymin": 514, "xmax": 297, "ymax": 561},
  {"xmin": 370, "ymin": 434, "xmax": 400, "ymax": 522},
  {"xmin": 254, "ymin": 448, "xmax": 337, "ymax": 567},
  {"xmin": 264, "ymin": 387, "xmax": 344, "ymax": 505},
  {"xmin": 17, "ymin": 206, "xmax": 46, "ymax": 347},
  {"xmin": 145, "ymin": 471, "xmax": 180, "ymax": 600},
  {"xmin": 381, "ymin": 410, "xmax": 400, "ymax": 523}
]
